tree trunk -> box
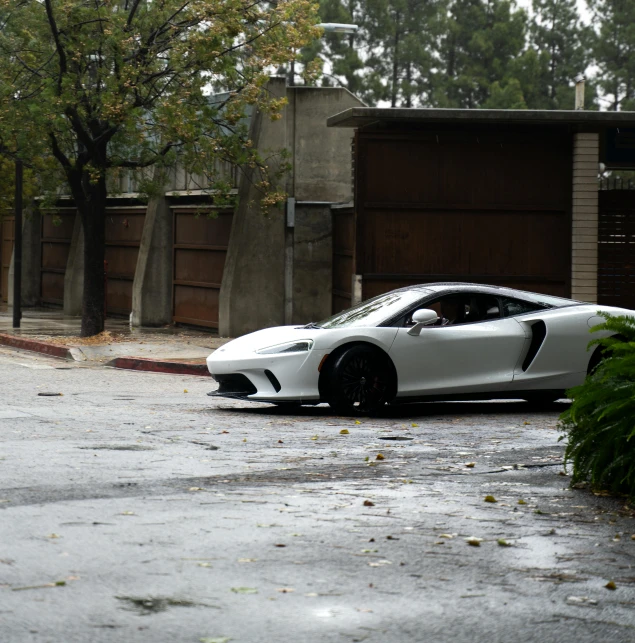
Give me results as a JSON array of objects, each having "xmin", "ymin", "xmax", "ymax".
[{"xmin": 68, "ymin": 171, "xmax": 108, "ymax": 337}]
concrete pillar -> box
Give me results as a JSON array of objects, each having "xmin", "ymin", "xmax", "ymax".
[
  {"xmin": 63, "ymin": 213, "xmax": 84, "ymax": 315},
  {"xmin": 291, "ymin": 203, "xmax": 333, "ymax": 324},
  {"xmin": 571, "ymin": 133, "xmax": 599, "ymax": 303},
  {"xmin": 131, "ymin": 197, "xmax": 173, "ymax": 326},
  {"xmin": 7, "ymin": 206, "xmax": 42, "ymax": 307},
  {"xmin": 219, "ymin": 78, "xmax": 288, "ymax": 337}
]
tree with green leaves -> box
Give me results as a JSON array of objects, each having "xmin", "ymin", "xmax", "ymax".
[
  {"xmin": 588, "ymin": 0, "xmax": 635, "ymax": 111},
  {"xmin": 298, "ymin": 0, "xmax": 365, "ymax": 94},
  {"xmin": 523, "ymin": 0, "xmax": 591, "ymax": 109},
  {"xmin": 361, "ymin": 0, "xmax": 445, "ymax": 107},
  {"xmin": 0, "ymin": 0, "xmax": 320, "ymax": 336},
  {"xmin": 434, "ymin": 0, "xmax": 527, "ymax": 108}
]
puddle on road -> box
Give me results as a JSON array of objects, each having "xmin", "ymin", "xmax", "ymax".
[
  {"xmin": 116, "ymin": 596, "xmax": 200, "ymax": 615},
  {"xmin": 379, "ymin": 436, "xmax": 414, "ymax": 441}
]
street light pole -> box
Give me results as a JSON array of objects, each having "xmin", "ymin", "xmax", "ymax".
[{"xmin": 12, "ymin": 158, "xmax": 22, "ymax": 329}]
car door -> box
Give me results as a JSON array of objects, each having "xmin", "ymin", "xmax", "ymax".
[{"xmin": 388, "ymin": 293, "xmax": 528, "ymax": 397}]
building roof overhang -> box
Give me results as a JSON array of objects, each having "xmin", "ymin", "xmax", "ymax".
[{"xmin": 326, "ymin": 107, "xmax": 635, "ymax": 130}]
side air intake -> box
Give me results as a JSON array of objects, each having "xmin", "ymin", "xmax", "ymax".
[{"xmin": 522, "ymin": 321, "xmax": 547, "ymax": 372}]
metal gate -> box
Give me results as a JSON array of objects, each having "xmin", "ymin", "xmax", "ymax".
[
  {"xmin": 105, "ymin": 207, "xmax": 146, "ymax": 315},
  {"xmin": 41, "ymin": 209, "xmax": 75, "ymax": 306},
  {"xmin": 1, "ymin": 215, "xmax": 14, "ymax": 303},
  {"xmin": 598, "ymin": 188, "xmax": 635, "ymax": 308},
  {"xmin": 172, "ymin": 206, "xmax": 233, "ymax": 328}
]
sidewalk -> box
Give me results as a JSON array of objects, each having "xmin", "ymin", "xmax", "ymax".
[{"xmin": 0, "ymin": 305, "xmax": 231, "ymax": 375}]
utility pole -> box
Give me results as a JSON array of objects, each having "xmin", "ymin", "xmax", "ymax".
[{"xmin": 12, "ymin": 159, "xmax": 22, "ymax": 328}]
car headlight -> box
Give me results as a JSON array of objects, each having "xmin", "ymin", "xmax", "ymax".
[{"xmin": 255, "ymin": 340, "xmax": 314, "ymax": 355}]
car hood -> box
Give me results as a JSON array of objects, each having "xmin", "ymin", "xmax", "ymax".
[{"xmin": 212, "ymin": 326, "xmax": 322, "ymax": 356}]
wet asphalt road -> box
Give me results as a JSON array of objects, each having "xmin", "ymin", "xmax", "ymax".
[{"xmin": 1, "ymin": 345, "xmax": 635, "ymax": 643}]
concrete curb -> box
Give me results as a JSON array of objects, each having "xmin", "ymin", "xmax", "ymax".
[
  {"xmin": 106, "ymin": 356, "xmax": 211, "ymax": 376},
  {"xmin": 0, "ymin": 333, "xmax": 74, "ymax": 360}
]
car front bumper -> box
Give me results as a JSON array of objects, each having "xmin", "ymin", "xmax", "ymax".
[{"xmin": 206, "ymin": 348, "xmax": 326, "ymax": 403}]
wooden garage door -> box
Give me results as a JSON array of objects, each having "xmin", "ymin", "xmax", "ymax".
[
  {"xmin": 41, "ymin": 209, "xmax": 75, "ymax": 305},
  {"xmin": 105, "ymin": 207, "xmax": 146, "ymax": 315},
  {"xmin": 172, "ymin": 206, "xmax": 233, "ymax": 328},
  {"xmin": 352, "ymin": 129, "xmax": 572, "ymax": 305},
  {"xmin": 1, "ymin": 215, "xmax": 14, "ymax": 303},
  {"xmin": 598, "ymin": 189, "xmax": 635, "ymax": 308}
]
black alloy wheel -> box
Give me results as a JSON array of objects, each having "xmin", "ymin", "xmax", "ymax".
[{"xmin": 327, "ymin": 345, "xmax": 393, "ymax": 415}]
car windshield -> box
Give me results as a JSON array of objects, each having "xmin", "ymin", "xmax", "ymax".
[{"xmin": 317, "ymin": 289, "xmax": 429, "ymax": 328}]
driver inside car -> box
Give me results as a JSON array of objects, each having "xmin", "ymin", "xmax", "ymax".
[{"xmin": 438, "ymin": 298, "xmax": 462, "ymax": 326}]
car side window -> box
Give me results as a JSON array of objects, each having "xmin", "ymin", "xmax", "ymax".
[
  {"xmin": 501, "ymin": 297, "xmax": 544, "ymax": 317},
  {"xmin": 404, "ymin": 294, "xmax": 501, "ymax": 327}
]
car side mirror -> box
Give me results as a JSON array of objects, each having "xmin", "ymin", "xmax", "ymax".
[{"xmin": 408, "ymin": 309, "xmax": 439, "ymax": 336}]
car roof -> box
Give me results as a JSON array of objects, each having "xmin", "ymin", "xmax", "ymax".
[{"xmin": 395, "ymin": 282, "xmax": 576, "ymax": 304}]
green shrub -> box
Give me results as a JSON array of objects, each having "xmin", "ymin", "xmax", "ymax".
[{"xmin": 560, "ymin": 313, "xmax": 635, "ymax": 498}]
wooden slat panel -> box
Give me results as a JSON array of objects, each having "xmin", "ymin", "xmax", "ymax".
[
  {"xmin": 172, "ymin": 207, "xmax": 233, "ymax": 328},
  {"xmin": 598, "ymin": 190, "xmax": 635, "ymax": 309},
  {"xmin": 41, "ymin": 271, "xmax": 65, "ymax": 304},
  {"xmin": 103, "ymin": 208, "xmax": 145, "ymax": 315},
  {"xmin": 331, "ymin": 207, "xmax": 355, "ymax": 313},
  {"xmin": 40, "ymin": 211, "xmax": 75, "ymax": 306},
  {"xmin": 173, "ymin": 284, "xmax": 219, "ymax": 328},
  {"xmin": 1, "ymin": 215, "xmax": 15, "ymax": 302}
]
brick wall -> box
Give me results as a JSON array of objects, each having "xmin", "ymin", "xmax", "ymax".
[{"xmin": 571, "ymin": 133, "xmax": 599, "ymax": 303}]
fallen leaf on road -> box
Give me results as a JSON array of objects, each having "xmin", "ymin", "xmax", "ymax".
[
  {"xmin": 484, "ymin": 495, "xmax": 497, "ymax": 503},
  {"xmin": 340, "ymin": 429, "xmax": 350, "ymax": 435},
  {"xmin": 38, "ymin": 392, "xmax": 63, "ymax": 397},
  {"xmin": 189, "ymin": 487, "xmax": 205, "ymax": 492},
  {"xmin": 438, "ymin": 534, "xmax": 455, "ymax": 539},
  {"xmin": 363, "ymin": 500, "xmax": 375, "ymax": 507},
  {"xmin": 465, "ymin": 462, "xmax": 475, "ymax": 468},
  {"xmin": 200, "ymin": 637, "xmax": 231, "ymax": 643},
  {"xmin": 518, "ymin": 499, "xmax": 527, "ymax": 505},
  {"xmin": 198, "ymin": 563, "xmax": 212, "ymax": 568},
  {"xmin": 46, "ymin": 533, "xmax": 61, "ymax": 539},
  {"xmin": 12, "ymin": 580, "xmax": 66, "ymax": 591},
  {"xmin": 465, "ymin": 537, "xmax": 483, "ymax": 546},
  {"xmin": 231, "ymin": 587, "xmax": 258, "ymax": 594},
  {"xmin": 355, "ymin": 421, "xmax": 361, "ymax": 425},
  {"xmin": 276, "ymin": 587, "xmax": 295, "ymax": 593},
  {"xmin": 497, "ymin": 539, "xmax": 512, "ymax": 547},
  {"xmin": 120, "ymin": 511, "xmax": 135, "ymax": 516},
  {"xmin": 523, "ymin": 421, "xmax": 531, "ymax": 425},
  {"xmin": 376, "ymin": 454, "xmax": 385, "ymax": 461},
  {"xmin": 274, "ymin": 543, "xmax": 286, "ymax": 547},
  {"xmin": 605, "ymin": 581, "xmax": 617, "ymax": 590},
  {"xmin": 184, "ymin": 389, "xmax": 188, "ymax": 393},
  {"xmin": 237, "ymin": 558, "xmax": 257, "ymax": 563}
]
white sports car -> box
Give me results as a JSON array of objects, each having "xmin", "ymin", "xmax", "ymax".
[{"xmin": 207, "ymin": 283, "xmax": 631, "ymax": 414}]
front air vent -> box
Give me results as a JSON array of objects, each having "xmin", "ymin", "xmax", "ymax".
[
  {"xmin": 522, "ymin": 320, "xmax": 547, "ymax": 372},
  {"xmin": 264, "ymin": 369, "xmax": 281, "ymax": 392},
  {"xmin": 215, "ymin": 374, "xmax": 257, "ymax": 395}
]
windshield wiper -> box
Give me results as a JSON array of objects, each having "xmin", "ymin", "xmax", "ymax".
[{"xmin": 303, "ymin": 322, "xmax": 322, "ymax": 329}]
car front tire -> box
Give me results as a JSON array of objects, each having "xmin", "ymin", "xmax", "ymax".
[{"xmin": 325, "ymin": 345, "xmax": 394, "ymax": 415}]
